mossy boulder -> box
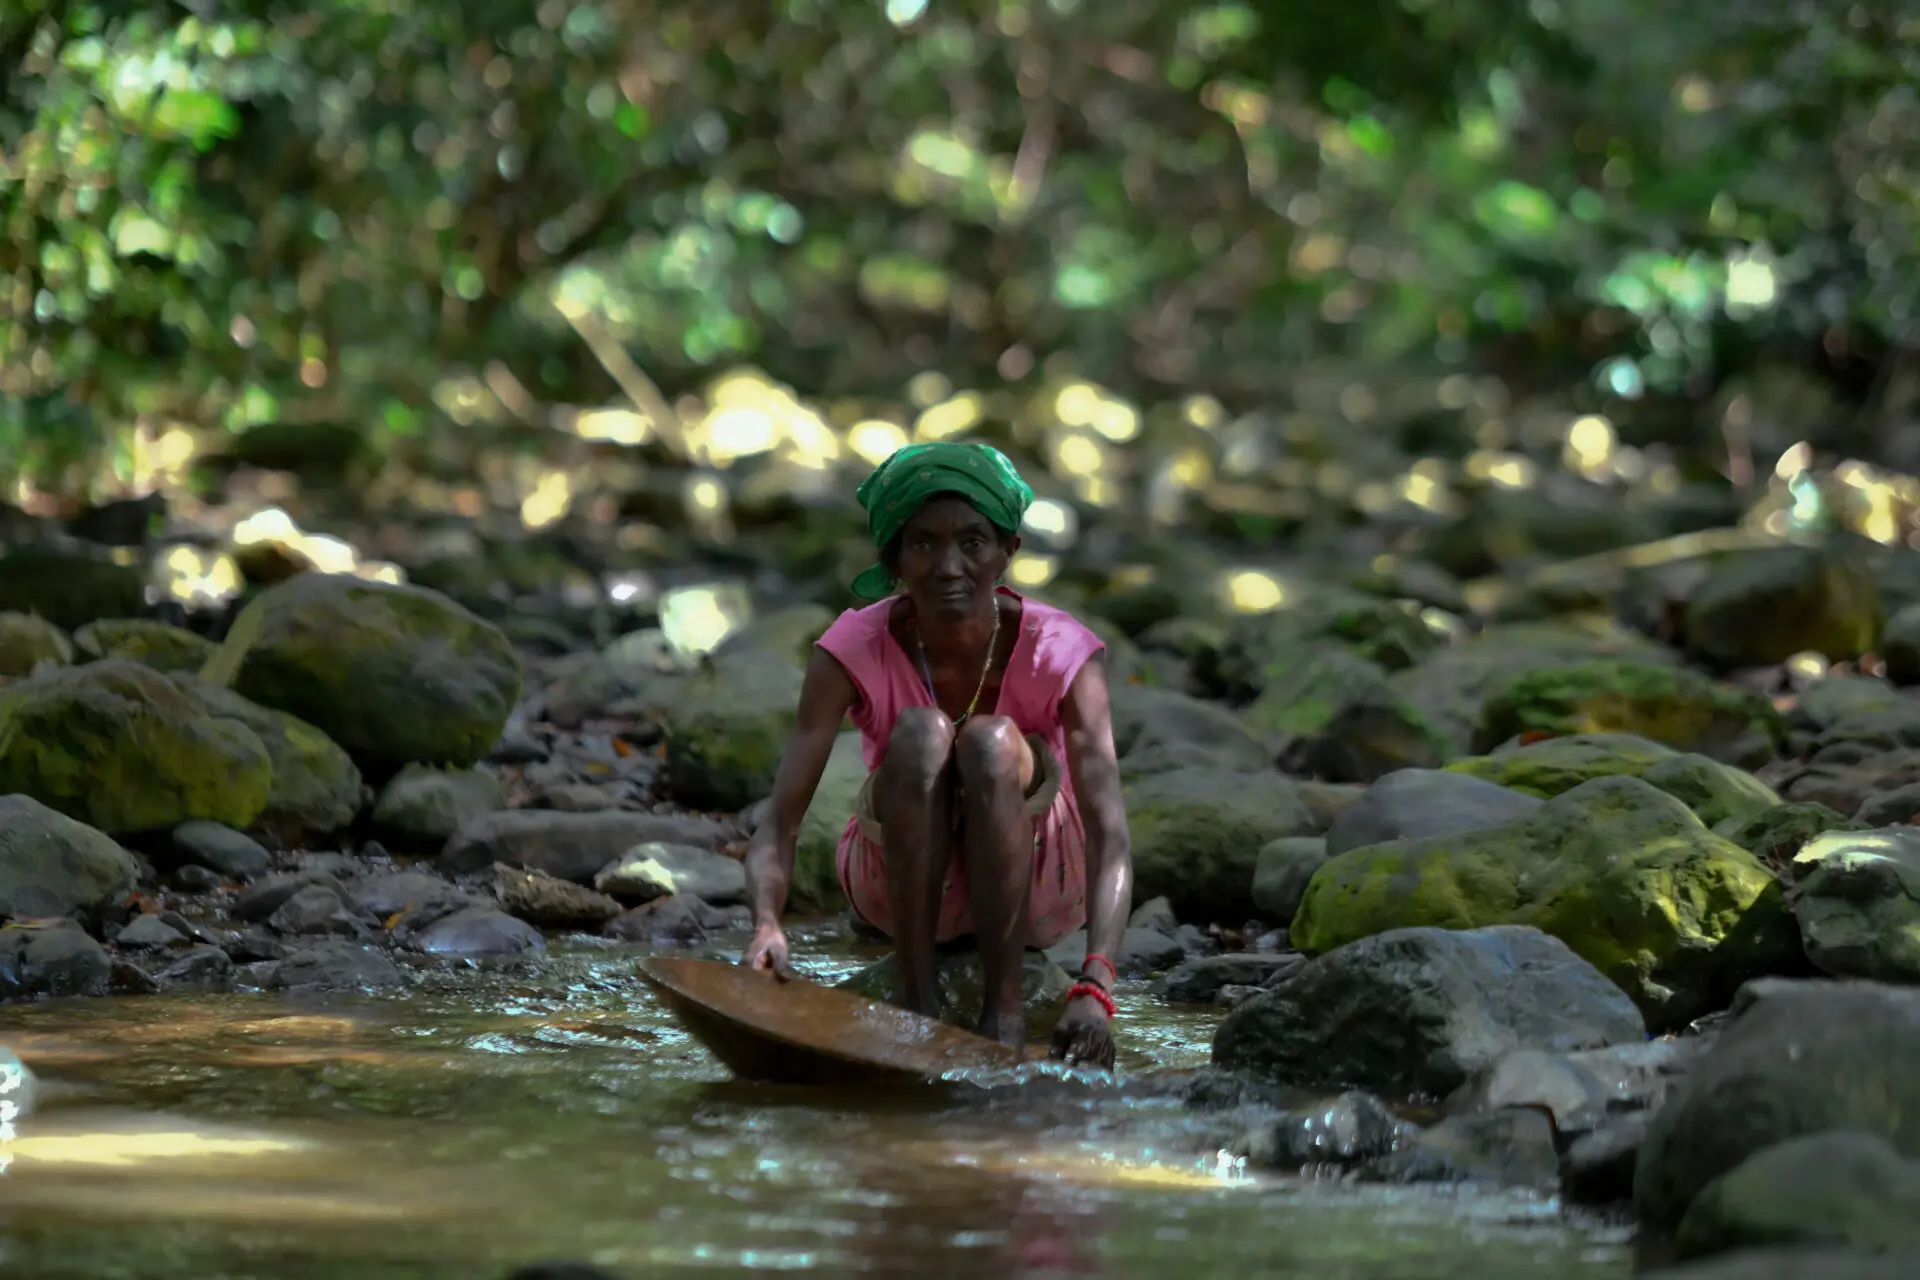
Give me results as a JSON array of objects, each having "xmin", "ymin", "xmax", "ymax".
[
  {"xmin": 171, "ymin": 676, "xmax": 365, "ymax": 839},
  {"xmin": 1473, "ymin": 660, "xmax": 1783, "ymax": 758},
  {"xmin": 1721, "ymin": 802, "xmax": 1865, "ymax": 869},
  {"xmin": 1633, "ymin": 978, "xmax": 1920, "ymax": 1237},
  {"xmin": 1789, "ymin": 828, "xmax": 1920, "ymax": 983},
  {"xmin": 837, "ymin": 945, "xmax": 1073, "ymax": 1028},
  {"xmin": 1674, "ymin": 1132, "xmax": 1920, "ymax": 1261},
  {"xmin": 1446, "ymin": 732, "xmax": 1679, "ymax": 797},
  {"xmin": 0, "ymin": 660, "xmax": 273, "ymax": 833},
  {"xmin": 1243, "ymin": 648, "xmax": 1453, "ymax": 782},
  {"xmin": 662, "ymin": 657, "xmax": 801, "ymax": 812},
  {"xmin": 1108, "ymin": 684, "xmax": 1270, "ymax": 772},
  {"xmin": 0, "ymin": 612, "xmax": 72, "ymax": 677},
  {"xmin": 1640, "ymin": 754, "xmax": 1782, "ymax": 828},
  {"xmin": 1124, "ymin": 766, "xmax": 1316, "ymax": 924},
  {"xmin": 1291, "ymin": 775, "xmax": 1802, "ymax": 1029},
  {"xmin": 1389, "ymin": 619, "xmax": 1679, "ymax": 754},
  {"xmin": 1202, "ymin": 590, "xmax": 1445, "ymax": 703},
  {"xmin": 0, "ymin": 544, "xmax": 145, "ymax": 630},
  {"xmin": 371, "ymin": 764, "xmax": 508, "ymax": 845},
  {"xmin": 1683, "ymin": 543, "xmax": 1881, "ymax": 671},
  {"xmin": 0, "ymin": 794, "xmax": 139, "ymax": 921},
  {"xmin": 201, "ymin": 573, "xmax": 522, "ymax": 771},
  {"xmin": 792, "ymin": 732, "xmax": 864, "ymax": 910},
  {"xmin": 73, "ymin": 618, "xmax": 219, "ymax": 673}
]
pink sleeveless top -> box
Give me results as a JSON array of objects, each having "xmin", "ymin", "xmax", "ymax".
[
  {"xmin": 815, "ymin": 589, "xmax": 1104, "ymax": 945},
  {"xmin": 815, "ymin": 588, "xmax": 1106, "ymax": 776}
]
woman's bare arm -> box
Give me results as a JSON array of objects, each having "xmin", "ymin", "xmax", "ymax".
[
  {"xmin": 743, "ymin": 647, "xmax": 859, "ymax": 930},
  {"xmin": 1060, "ymin": 653, "xmax": 1133, "ymax": 978}
]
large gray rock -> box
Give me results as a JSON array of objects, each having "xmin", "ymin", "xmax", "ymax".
[
  {"xmin": 169, "ymin": 676, "xmax": 366, "ymax": 839},
  {"xmin": 1635, "ymin": 978, "xmax": 1920, "ymax": 1237},
  {"xmin": 169, "ymin": 820, "xmax": 271, "ymax": 880},
  {"xmin": 1324, "ymin": 767, "xmax": 1543, "ymax": 856},
  {"xmin": 1159, "ymin": 952, "xmax": 1306, "ymax": 1004},
  {"xmin": 1212, "ymin": 924, "xmax": 1646, "ymax": 1098},
  {"xmin": 371, "ymin": 764, "xmax": 508, "ymax": 845},
  {"xmin": 1884, "ymin": 602, "xmax": 1920, "ymax": 687},
  {"xmin": 593, "ymin": 842, "xmax": 746, "ymax": 906},
  {"xmin": 1683, "ymin": 543, "xmax": 1881, "ymax": 671},
  {"xmin": 1676, "ymin": 1131, "xmax": 1920, "ymax": 1261},
  {"xmin": 1125, "ymin": 766, "xmax": 1316, "ymax": 924},
  {"xmin": 0, "ymin": 919, "xmax": 112, "ymax": 998},
  {"xmin": 1250, "ymin": 836, "xmax": 1330, "ymax": 924},
  {"xmin": 201, "ymin": 572, "xmax": 523, "ymax": 770},
  {"xmin": 0, "ymin": 790, "xmax": 139, "ymax": 921},
  {"xmin": 0, "ymin": 794, "xmax": 139, "ymax": 921},
  {"xmin": 1107, "ymin": 685, "xmax": 1271, "ymax": 773},
  {"xmin": 1789, "ymin": 827, "xmax": 1920, "ymax": 982},
  {"xmin": 439, "ymin": 809, "xmax": 726, "ymax": 882},
  {"xmin": 0, "ymin": 660, "xmax": 273, "ymax": 833}
]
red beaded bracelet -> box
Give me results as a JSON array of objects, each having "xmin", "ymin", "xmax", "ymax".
[
  {"xmin": 1066, "ymin": 980, "xmax": 1116, "ymax": 1019},
  {"xmin": 1083, "ymin": 952, "xmax": 1118, "ymax": 982}
]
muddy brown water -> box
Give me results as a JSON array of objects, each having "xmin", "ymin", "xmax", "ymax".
[{"xmin": 0, "ymin": 929, "xmax": 1632, "ymax": 1278}]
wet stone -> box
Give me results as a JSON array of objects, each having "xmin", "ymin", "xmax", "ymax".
[
  {"xmin": 411, "ymin": 906, "xmax": 546, "ymax": 957},
  {"xmin": 152, "ymin": 944, "xmax": 236, "ymax": 990},
  {"xmin": 484, "ymin": 864, "xmax": 622, "ymax": 930},
  {"xmin": 266, "ymin": 941, "xmax": 407, "ymax": 990},
  {"xmin": 170, "ymin": 864, "xmax": 227, "ymax": 892},
  {"xmin": 345, "ymin": 871, "xmax": 469, "ymax": 920},
  {"xmin": 1235, "ymin": 1091, "xmax": 1414, "ymax": 1171},
  {"xmin": 114, "ymin": 913, "xmax": 188, "ymax": 949},
  {"xmin": 222, "ymin": 927, "xmax": 284, "ymax": 964},
  {"xmin": 0, "ymin": 922, "xmax": 112, "ymax": 999},
  {"xmin": 1159, "ymin": 953, "xmax": 1308, "ymax": 1005},
  {"xmin": 603, "ymin": 893, "xmax": 744, "ymax": 946},
  {"xmin": 236, "ymin": 872, "xmax": 344, "ymax": 923},
  {"xmin": 170, "ymin": 820, "xmax": 272, "ymax": 881},
  {"xmin": 268, "ymin": 883, "xmax": 367, "ymax": 937},
  {"xmin": 1128, "ymin": 896, "xmax": 1179, "ymax": 937},
  {"xmin": 592, "ymin": 843, "xmax": 745, "ymax": 905}
]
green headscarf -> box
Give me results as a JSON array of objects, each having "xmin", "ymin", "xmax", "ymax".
[{"xmin": 850, "ymin": 441, "xmax": 1034, "ymax": 601}]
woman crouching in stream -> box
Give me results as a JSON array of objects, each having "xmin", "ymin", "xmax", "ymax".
[{"xmin": 740, "ymin": 441, "xmax": 1133, "ymax": 1070}]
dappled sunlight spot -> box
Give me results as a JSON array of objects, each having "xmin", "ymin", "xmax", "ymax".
[
  {"xmin": 1021, "ymin": 497, "xmax": 1076, "ymax": 547},
  {"xmin": 1054, "ymin": 382, "xmax": 1139, "ymax": 443},
  {"xmin": 914, "ymin": 392, "xmax": 983, "ymax": 442},
  {"xmin": 659, "ymin": 581, "xmax": 752, "ymax": 656},
  {"xmin": 569, "ymin": 407, "xmax": 652, "ymax": 445},
  {"xmin": 155, "ymin": 542, "xmax": 242, "ymax": 608},
  {"xmin": 7, "ymin": 1118, "xmax": 308, "ymax": 1171},
  {"xmin": 520, "ymin": 468, "xmax": 573, "ymax": 530},
  {"xmin": 893, "ymin": 1138, "xmax": 1258, "ymax": 1194},
  {"xmin": 1221, "ymin": 569, "xmax": 1287, "ymax": 613},
  {"xmin": 847, "ymin": 419, "xmax": 910, "ymax": 465},
  {"xmin": 1007, "ymin": 553, "xmax": 1055, "ymax": 588},
  {"xmin": 1562, "ymin": 415, "xmax": 1617, "ymax": 480},
  {"xmin": 1463, "ymin": 449, "xmax": 1538, "ymax": 489}
]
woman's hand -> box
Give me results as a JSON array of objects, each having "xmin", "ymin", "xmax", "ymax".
[
  {"xmin": 1049, "ymin": 991, "xmax": 1116, "ymax": 1071},
  {"xmin": 740, "ymin": 922, "xmax": 796, "ymax": 980}
]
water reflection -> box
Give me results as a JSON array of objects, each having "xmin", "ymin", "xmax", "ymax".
[{"xmin": 0, "ymin": 940, "xmax": 1632, "ymax": 1278}]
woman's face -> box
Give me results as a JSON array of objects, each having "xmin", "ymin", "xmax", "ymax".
[{"xmin": 891, "ymin": 496, "xmax": 1018, "ymax": 622}]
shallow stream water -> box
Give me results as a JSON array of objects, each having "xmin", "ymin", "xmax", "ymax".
[{"xmin": 0, "ymin": 929, "xmax": 1632, "ymax": 1279}]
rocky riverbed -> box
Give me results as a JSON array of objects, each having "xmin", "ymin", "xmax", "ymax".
[{"xmin": 7, "ymin": 507, "xmax": 1920, "ymax": 1275}]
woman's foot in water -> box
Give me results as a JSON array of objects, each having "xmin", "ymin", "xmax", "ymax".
[{"xmin": 975, "ymin": 1009, "xmax": 1028, "ymax": 1050}]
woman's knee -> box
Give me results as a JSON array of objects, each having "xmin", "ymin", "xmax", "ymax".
[
  {"xmin": 882, "ymin": 706, "xmax": 955, "ymax": 788},
  {"xmin": 953, "ymin": 716, "xmax": 1025, "ymax": 791}
]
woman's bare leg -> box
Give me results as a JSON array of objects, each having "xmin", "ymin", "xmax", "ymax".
[
  {"xmin": 874, "ymin": 706, "xmax": 957, "ymax": 1018},
  {"xmin": 952, "ymin": 715, "xmax": 1037, "ymax": 1047}
]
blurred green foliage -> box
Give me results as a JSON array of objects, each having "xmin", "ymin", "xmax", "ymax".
[{"xmin": 3, "ymin": 0, "xmax": 1917, "ymax": 491}]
